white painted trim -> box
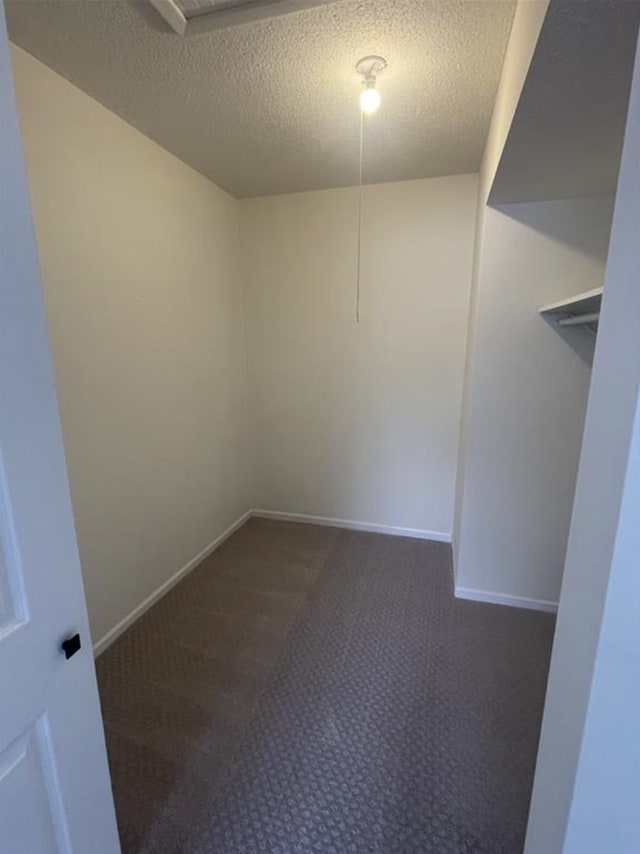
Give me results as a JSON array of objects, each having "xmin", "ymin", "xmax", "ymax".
[
  {"xmin": 455, "ymin": 586, "xmax": 558, "ymax": 613},
  {"xmin": 147, "ymin": 0, "xmax": 187, "ymax": 36},
  {"xmin": 251, "ymin": 509, "xmax": 451, "ymax": 543},
  {"xmin": 92, "ymin": 510, "xmax": 252, "ymax": 656},
  {"xmin": 146, "ymin": 0, "xmax": 340, "ymax": 37},
  {"xmin": 93, "ymin": 508, "xmax": 451, "ymax": 656},
  {"xmin": 538, "ymin": 286, "xmax": 603, "ymax": 315},
  {"xmin": 97, "ymin": 509, "xmax": 560, "ymax": 659}
]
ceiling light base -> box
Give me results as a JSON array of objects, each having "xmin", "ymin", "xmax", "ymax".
[{"xmin": 355, "ymin": 55, "xmax": 388, "ymax": 78}]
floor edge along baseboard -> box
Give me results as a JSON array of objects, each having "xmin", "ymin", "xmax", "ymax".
[
  {"xmin": 454, "ymin": 586, "xmax": 558, "ymax": 614},
  {"xmin": 93, "ymin": 509, "xmax": 454, "ymax": 656},
  {"xmin": 92, "ymin": 510, "xmax": 252, "ymax": 656},
  {"xmin": 251, "ymin": 509, "xmax": 452, "ymax": 543}
]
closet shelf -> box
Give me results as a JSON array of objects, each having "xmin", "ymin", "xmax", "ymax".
[{"xmin": 538, "ymin": 287, "xmax": 603, "ymax": 334}]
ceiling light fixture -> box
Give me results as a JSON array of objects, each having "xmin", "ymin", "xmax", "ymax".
[
  {"xmin": 354, "ymin": 55, "xmax": 387, "ymax": 322},
  {"xmin": 360, "ymin": 82, "xmax": 381, "ymax": 115},
  {"xmin": 356, "ymin": 55, "xmax": 387, "ymax": 115}
]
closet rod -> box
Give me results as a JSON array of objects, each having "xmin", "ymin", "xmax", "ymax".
[{"xmin": 556, "ymin": 312, "xmax": 600, "ymax": 328}]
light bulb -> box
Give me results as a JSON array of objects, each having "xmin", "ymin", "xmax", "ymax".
[{"xmin": 360, "ymin": 85, "xmax": 381, "ymax": 115}]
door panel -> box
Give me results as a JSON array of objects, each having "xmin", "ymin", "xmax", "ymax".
[
  {"xmin": 0, "ymin": 718, "xmax": 69, "ymax": 854},
  {"xmin": 0, "ymin": 488, "xmax": 26, "ymax": 632},
  {"xmin": 0, "ymin": 3, "xmax": 120, "ymax": 851}
]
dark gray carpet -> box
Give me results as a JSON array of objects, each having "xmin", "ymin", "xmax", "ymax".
[{"xmin": 97, "ymin": 518, "xmax": 555, "ymax": 854}]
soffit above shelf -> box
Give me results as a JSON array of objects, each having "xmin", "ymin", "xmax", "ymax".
[
  {"xmin": 489, "ymin": 0, "xmax": 640, "ymax": 205},
  {"xmin": 147, "ymin": 0, "xmax": 340, "ymax": 36},
  {"xmin": 539, "ymin": 287, "xmax": 603, "ymax": 335}
]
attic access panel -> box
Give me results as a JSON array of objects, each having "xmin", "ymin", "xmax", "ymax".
[{"xmin": 148, "ymin": 0, "xmax": 342, "ymax": 35}]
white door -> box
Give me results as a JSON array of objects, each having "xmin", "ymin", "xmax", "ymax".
[{"xmin": 0, "ymin": 6, "xmax": 121, "ymax": 853}]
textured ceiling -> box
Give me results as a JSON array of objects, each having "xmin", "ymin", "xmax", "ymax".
[
  {"xmin": 6, "ymin": 0, "xmax": 516, "ymax": 198},
  {"xmin": 491, "ymin": 0, "xmax": 640, "ymax": 204}
]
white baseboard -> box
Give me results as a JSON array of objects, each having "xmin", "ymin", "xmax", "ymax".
[
  {"xmin": 251, "ymin": 509, "xmax": 451, "ymax": 543},
  {"xmin": 92, "ymin": 510, "xmax": 252, "ymax": 656},
  {"xmin": 99, "ymin": 508, "xmax": 559, "ymax": 658},
  {"xmin": 93, "ymin": 508, "xmax": 451, "ymax": 656},
  {"xmin": 454, "ymin": 586, "xmax": 558, "ymax": 614}
]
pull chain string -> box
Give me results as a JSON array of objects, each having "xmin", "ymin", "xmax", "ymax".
[{"xmin": 356, "ymin": 106, "xmax": 364, "ymax": 323}]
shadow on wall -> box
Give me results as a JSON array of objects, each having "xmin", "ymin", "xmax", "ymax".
[
  {"xmin": 495, "ymin": 196, "xmax": 614, "ymax": 260},
  {"xmin": 537, "ymin": 316, "xmax": 597, "ymax": 368},
  {"xmin": 495, "ymin": 195, "xmax": 615, "ymax": 367}
]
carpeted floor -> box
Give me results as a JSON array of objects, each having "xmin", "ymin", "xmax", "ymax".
[{"xmin": 96, "ymin": 518, "xmax": 555, "ymax": 854}]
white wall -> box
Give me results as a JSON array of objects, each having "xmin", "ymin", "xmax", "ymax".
[
  {"xmin": 452, "ymin": 0, "xmax": 615, "ymax": 608},
  {"xmin": 454, "ymin": 197, "xmax": 612, "ymax": 606},
  {"xmin": 240, "ymin": 175, "xmax": 478, "ymax": 538},
  {"xmin": 452, "ymin": 0, "xmax": 549, "ymax": 569},
  {"xmin": 481, "ymin": 0, "xmax": 549, "ymax": 202},
  {"xmin": 11, "ymin": 46, "xmax": 251, "ymax": 646},
  {"xmin": 562, "ymin": 399, "xmax": 640, "ymax": 854},
  {"xmin": 526, "ymin": 33, "xmax": 640, "ymax": 852}
]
